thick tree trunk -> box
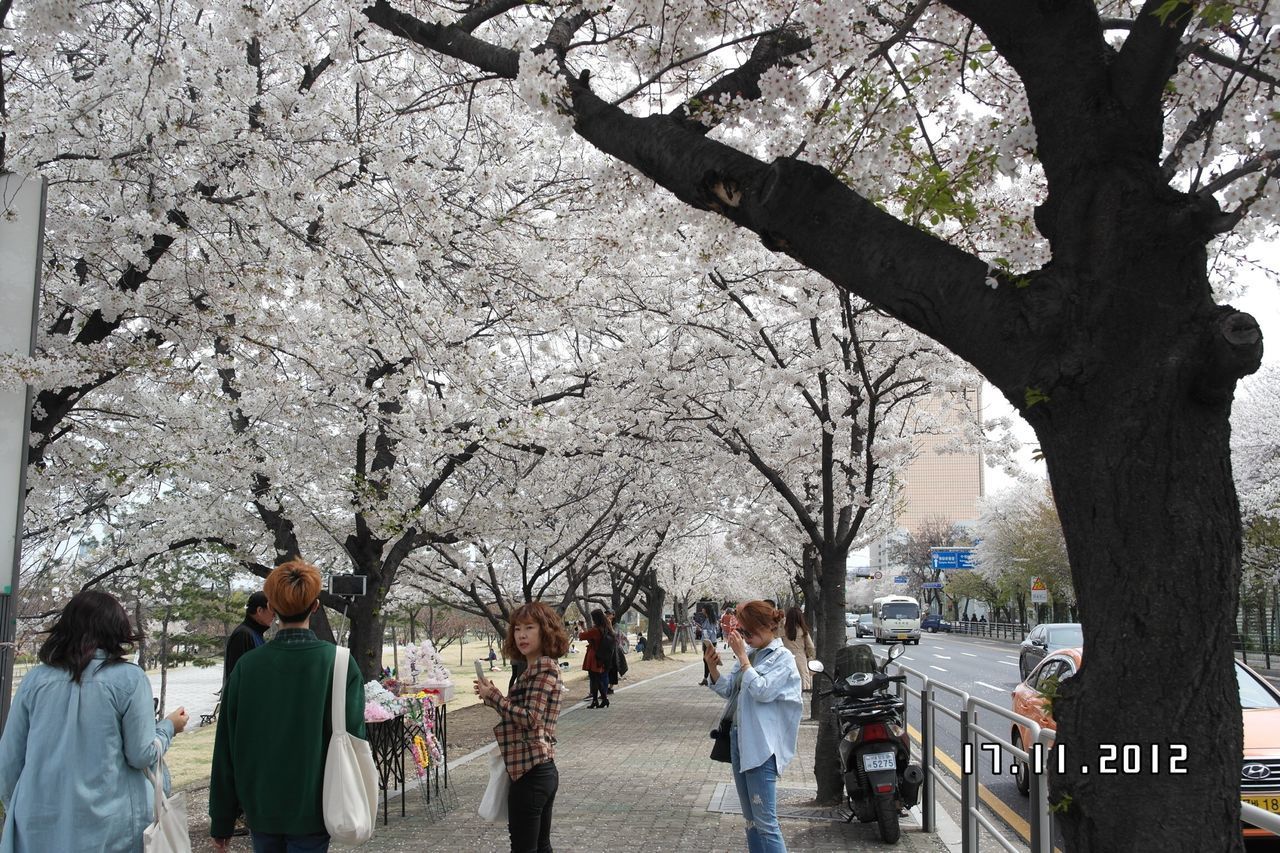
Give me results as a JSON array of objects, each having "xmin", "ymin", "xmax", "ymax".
[
  {"xmin": 810, "ymin": 545, "xmax": 848, "ymax": 804},
  {"xmin": 643, "ymin": 575, "xmax": 666, "ymax": 662},
  {"xmin": 1012, "ymin": 190, "xmax": 1256, "ymax": 850},
  {"xmin": 343, "ymin": 580, "xmax": 391, "ymax": 681}
]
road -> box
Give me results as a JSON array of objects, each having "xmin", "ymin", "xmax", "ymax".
[
  {"xmin": 832, "ymin": 631, "xmax": 1280, "ymax": 851},
  {"xmin": 147, "ymin": 664, "xmax": 223, "ymax": 727}
]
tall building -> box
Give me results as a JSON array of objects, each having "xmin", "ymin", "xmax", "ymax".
[{"xmin": 853, "ymin": 387, "xmax": 985, "ymax": 603}]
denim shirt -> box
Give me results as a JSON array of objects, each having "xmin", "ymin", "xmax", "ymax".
[
  {"xmin": 0, "ymin": 651, "xmax": 174, "ymax": 853},
  {"xmin": 707, "ymin": 637, "xmax": 802, "ymax": 772}
]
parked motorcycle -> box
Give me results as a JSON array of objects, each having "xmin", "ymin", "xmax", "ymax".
[{"xmin": 809, "ymin": 643, "xmax": 924, "ymax": 844}]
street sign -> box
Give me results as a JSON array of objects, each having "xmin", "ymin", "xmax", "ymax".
[
  {"xmin": 893, "ymin": 576, "xmax": 907, "ymax": 584},
  {"xmin": 930, "ymin": 547, "xmax": 974, "ymax": 570},
  {"xmin": 873, "ymin": 571, "xmax": 883, "ymax": 579},
  {"xmin": 1031, "ymin": 577, "xmax": 1048, "ymax": 604},
  {"xmin": 922, "ymin": 582, "xmax": 943, "ymax": 589}
]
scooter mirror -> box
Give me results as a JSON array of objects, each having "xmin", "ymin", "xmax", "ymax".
[
  {"xmin": 807, "ymin": 659, "xmax": 825, "ymax": 673},
  {"xmin": 887, "ymin": 643, "xmax": 906, "ymax": 661}
]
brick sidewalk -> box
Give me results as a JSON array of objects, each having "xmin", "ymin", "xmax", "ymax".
[{"xmin": 326, "ymin": 661, "xmax": 948, "ymax": 853}]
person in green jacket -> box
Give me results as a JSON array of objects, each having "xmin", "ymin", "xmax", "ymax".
[{"xmin": 209, "ymin": 559, "xmax": 365, "ymax": 853}]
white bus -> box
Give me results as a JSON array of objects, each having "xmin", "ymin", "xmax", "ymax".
[{"xmin": 872, "ymin": 595, "xmax": 922, "ymax": 645}]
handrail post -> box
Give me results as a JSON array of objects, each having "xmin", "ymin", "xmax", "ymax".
[
  {"xmin": 920, "ymin": 678, "xmax": 935, "ymax": 832},
  {"xmin": 960, "ymin": 704, "xmax": 978, "ymax": 853}
]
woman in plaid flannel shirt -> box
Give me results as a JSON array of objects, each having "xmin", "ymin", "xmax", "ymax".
[{"xmin": 475, "ymin": 601, "xmax": 568, "ymax": 853}]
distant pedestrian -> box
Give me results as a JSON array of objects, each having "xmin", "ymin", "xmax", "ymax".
[
  {"xmin": 223, "ymin": 590, "xmax": 273, "ymax": 691},
  {"xmin": 0, "ymin": 589, "xmax": 189, "ymax": 853},
  {"xmin": 781, "ymin": 607, "xmax": 817, "ymax": 691},
  {"xmin": 579, "ymin": 610, "xmax": 615, "ymax": 709},
  {"xmin": 719, "ymin": 603, "xmax": 739, "ymax": 648},
  {"xmin": 635, "ymin": 634, "xmax": 647, "ymax": 655},
  {"xmin": 695, "ymin": 605, "xmax": 720, "ymax": 685},
  {"xmin": 704, "ymin": 600, "xmax": 802, "ymax": 853},
  {"xmin": 209, "ymin": 558, "xmax": 366, "ymax": 853},
  {"xmin": 489, "ymin": 647, "xmax": 499, "ymax": 671},
  {"xmin": 473, "ymin": 601, "xmax": 568, "ymax": 853}
]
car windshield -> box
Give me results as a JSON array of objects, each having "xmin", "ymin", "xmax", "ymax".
[
  {"xmin": 1237, "ymin": 663, "xmax": 1280, "ymax": 709},
  {"xmin": 1047, "ymin": 625, "xmax": 1083, "ymax": 647},
  {"xmin": 882, "ymin": 603, "xmax": 919, "ymax": 619},
  {"xmin": 858, "ymin": 614, "xmax": 872, "ymax": 624}
]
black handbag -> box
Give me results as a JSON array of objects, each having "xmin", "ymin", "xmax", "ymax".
[{"xmin": 709, "ymin": 718, "xmax": 732, "ymax": 763}]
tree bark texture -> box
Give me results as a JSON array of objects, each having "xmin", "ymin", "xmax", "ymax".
[{"xmin": 810, "ymin": 545, "xmax": 849, "ymax": 804}]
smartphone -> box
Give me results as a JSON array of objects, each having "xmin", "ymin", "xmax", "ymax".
[
  {"xmin": 702, "ymin": 639, "xmax": 715, "ymax": 654},
  {"xmin": 474, "ymin": 660, "xmax": 486, "ymax": 681}
]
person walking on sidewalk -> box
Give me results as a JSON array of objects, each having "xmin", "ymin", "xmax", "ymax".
[
  {"xmin": 0, "ymin": 589, "xmax": 189, "ymax": 853},
  {"xmin": 208, "ymin": 559, "xmax": 366, "ymax": 853},
  {"xmin": 474, "ymin": 601, "xmax": 568, "ymax": 853},
  {"xmin": 578, "ymin": 609, "xmax": 614, "ymax": 709},
  {"xmin": 781, "ymin": 607, "xmax": 816, "ymax": 691},
  {"xmin": 704, "ymin": 600, "xmax": 802, "ymax": 853}
]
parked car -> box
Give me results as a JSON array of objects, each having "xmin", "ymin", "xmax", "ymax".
[
  {"xmin": 845, "ymin": 612, "xmax": 856, "ymax": 627},
  {"xmin": 1010, "ymin": 650, "xmax": 1280, "ymax": 839},
  {"xmin": 1018, "ymin": 622, "xmax": 1083, "ymax": 678},
  {"xmin": 921, "ymin": 614, "xmax": 952, "ymax": 633},
  {"xmin": 855, "ymin": 613, "xmax": 874, "ymax": 638}
]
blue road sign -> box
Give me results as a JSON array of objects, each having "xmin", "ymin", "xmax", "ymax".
[
  {"xmin": 930, "ymin": 548, "xmax": 974, "ymax": 570},
  {"xmin": 922, "ymin": 582, "xmax": 944, "ymax": 589},
  {"xmin": 893, "ymin": 576, "xmax": 908, "ymax": 584}
]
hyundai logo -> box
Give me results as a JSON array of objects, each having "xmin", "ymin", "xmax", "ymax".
[{"xmin": 1243, "ymin": 764, "xmax": 1273, "ymax": 780}]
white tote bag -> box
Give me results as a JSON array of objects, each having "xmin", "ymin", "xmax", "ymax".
[
  {"xmin": 322, "ymin": 647, "xmax": 379, "ymax": 845},
  {"xmin": 143, "ymin": 739, "xmax": 192, "ymax": 853},
  {"xmin": 477, "ymin": 749, "xmax": 509, "ymax": 823}
]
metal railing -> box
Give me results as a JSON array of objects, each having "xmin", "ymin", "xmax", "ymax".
[
  {"xmin": 951, "ymin": 621, "xmax": 1028, "ymax": 642},
  {"xmin": 886, "ymin": 657, "xmax": 1054, "ymax": 852},
  {"xmin": 880, "ymin": 654, "xmax": 1280, "ymax": 850}
]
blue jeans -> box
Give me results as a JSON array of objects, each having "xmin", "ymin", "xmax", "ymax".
[
  {"xmin": 730, "ymin": 728, "xmax": 786, "ymax": 853},
  {"xmin": 250, "ymin": 831, "xmax": 330, "ymax": 853}
]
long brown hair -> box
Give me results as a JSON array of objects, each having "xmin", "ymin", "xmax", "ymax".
[
  {"xmin": 784, "ymin": 606, "xmax": 809, "ymax": 641},
  {"xmin": 502, "ymin": 601, "xmax": 570, "ymax": 660}
]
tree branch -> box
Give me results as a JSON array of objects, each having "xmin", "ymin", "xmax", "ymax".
[{"xmin": 1112, "ymin": 1, "xmax": 1195, "ymax": 116}]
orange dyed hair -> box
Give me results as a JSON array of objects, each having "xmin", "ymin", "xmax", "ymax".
[
  {"xmin": 264, "ymin": 558, "xmax": 322, "ymax": 622},
  {"xmin": 502, "ymin": 601, "xmax": 570, "ymax": 660},
  {"xmin": 736, "ymin": 600, "xmax": 784, "ymax": 635}
]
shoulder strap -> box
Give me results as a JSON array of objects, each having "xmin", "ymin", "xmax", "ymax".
[{"xmin": 330, "ymin": 645, "xmax": 346, "ymax": 733}]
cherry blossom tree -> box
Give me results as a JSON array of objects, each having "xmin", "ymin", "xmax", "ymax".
[{"xmin": 345, "ymin": 2, "xmax": 1278, "ymax": 845}]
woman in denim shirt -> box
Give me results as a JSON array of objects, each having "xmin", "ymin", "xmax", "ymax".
[
  {"xmin": 0, "ymin": 590, "xmax": 188, "ymax": 853},
  {"xmin": 705, "ymin": 600, "xmax": 802, "ymax": 853}
]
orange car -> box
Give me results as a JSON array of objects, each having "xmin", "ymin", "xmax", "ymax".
[{"xmin": 1009, "ymin": 649, "xmax": 1280, "ymax": 837}]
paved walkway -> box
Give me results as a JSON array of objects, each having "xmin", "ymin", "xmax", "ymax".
[{"xmin": 341, "ymin": 661, "xmax": 948, "ymax": 853}]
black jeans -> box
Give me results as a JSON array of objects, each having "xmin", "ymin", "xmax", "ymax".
[{"xmin": 508, "ymin": 760, "xmax": 558, "ymax": 853}]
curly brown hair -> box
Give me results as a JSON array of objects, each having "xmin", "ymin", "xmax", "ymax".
[{"xmin": 502, "ymin": 601, "xmax": 570, "ymax": 660}]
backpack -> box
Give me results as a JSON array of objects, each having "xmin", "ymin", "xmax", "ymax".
[{"xmin": 596, "ymin": 630, "xmax": 616, "ymax": 668}]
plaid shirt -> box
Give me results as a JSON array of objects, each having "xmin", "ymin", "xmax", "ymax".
[{"xmin": 485, "ymin": 656, "xmax": 562, "ymax": 781}]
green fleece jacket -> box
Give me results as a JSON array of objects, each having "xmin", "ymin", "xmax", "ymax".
[{"xmin": 208, "ymin": 630, "xmax": 366, "ymax": 838}]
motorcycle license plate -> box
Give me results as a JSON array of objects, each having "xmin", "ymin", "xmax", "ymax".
[{"xmin": 863, "ymin": 751, "xmax": 896, "ymax": 772}]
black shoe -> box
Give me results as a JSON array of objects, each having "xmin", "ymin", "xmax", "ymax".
[
  {"xmin": 588, "ymin": 699, "xmax": 599, "ymax": 708},
  {"xmin": 699, "ymin": 679, "xmax": 708, "ymax": 686},
  {"xmin": 607, "ymin": 688, "xmax": 614, "ymax": 694},
  {"xmin": 600, "ymin": 699, "xmax": 610, "ymax": 708}
]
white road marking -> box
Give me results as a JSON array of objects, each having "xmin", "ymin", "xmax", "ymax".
[
  {"xmin": 930, "ymin": 665, "xmax": 948, "ymax": 673},
  {"xmin": 975, "ymin": 681, "xmax": 1006, "ymax": 692},
  {"xmin": 998, "ymin": 660, "xmax": 1018, "ymax": 667},
  {"xmin": 962, "ymin": 653, "xmax": 978, "ymax": 658},
  {"xmin": 934, "ymin": 654, "xmax": 952, "ymax": 660}
]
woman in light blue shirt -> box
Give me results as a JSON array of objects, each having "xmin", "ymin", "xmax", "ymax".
[
  {"xmin": 705, "ymin": 599, "xmax": 802, "ymax": 853},
  {"xmin": 0, "ymin": 590, "xmax": 188, "ymax": 853}
]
